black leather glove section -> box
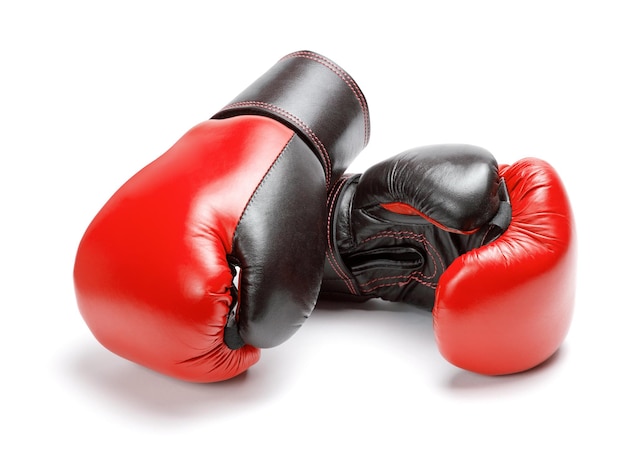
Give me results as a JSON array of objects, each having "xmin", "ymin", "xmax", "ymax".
[
  {"xmin": 322, "ymin": 144, "xmax": 511, "ymax": 310},
  {"xmin": 230, "ymin": 134, "xmax": 326, "ymax": 349},
  {"xmin": 354, "ymin": 144, "xmax": 501, "ymax": 233},
  {"xmin": 213, "ymin": 50, "xmax": 370, "ymax": 188}
]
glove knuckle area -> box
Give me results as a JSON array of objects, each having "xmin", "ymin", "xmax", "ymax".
[
  {"xmin": 357, "ymin": 144, "xmax": 502, "ymax": 233},
  {"xmin": 433, "ymin": 157, "xmax": 576, "ymax": 375},
  {"xmin": 74, "ymin": 116, "xmax": 297, "ymax": 382}
]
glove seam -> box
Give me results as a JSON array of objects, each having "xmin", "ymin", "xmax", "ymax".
[
  {"xmin": 355, "ymin": 231, "xmax": 443, "ymax": 293},
  {"xmin": 281, "ymin": 50, "xmax": 370, "ymax": 146},
  {"xmin": 231, "ymin": 134, "xmax": 295, "ymax": 248},
  {"xmin": 326, "ymin": 176, "xmax": 359, "ymax": 295},
  {"xmin": 220, "ymin": 101, "xmax": 332, "ymax": 189}
]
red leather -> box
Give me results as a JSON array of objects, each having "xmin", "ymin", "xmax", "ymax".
[
  {"xmin": 74, "ymin": 116, "xmax": 294, "ymax": 382},
  {"xmin": 433, "ymin": 158, "xmax": 576, "ymax": 375},
  {"xmin": 380, "ymin": 202, "xmax": 481, "ymax": 234}
]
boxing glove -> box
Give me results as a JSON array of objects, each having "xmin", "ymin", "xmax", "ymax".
[
  {"xmin": 322, "ymin": 144, "xmax": 576, "ymax": 375},
  {"xmin": 74, "ymin": 51, "xmax": 370, "ymax": 382}
]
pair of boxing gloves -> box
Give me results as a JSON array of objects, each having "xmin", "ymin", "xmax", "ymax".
[{"xmin": 73, "ymin": 51, "xmax": 576, "ymax": 382}]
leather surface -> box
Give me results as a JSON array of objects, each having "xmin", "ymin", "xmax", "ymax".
[
  {"xmin": 355, "ymin": 144, "xmax": 501, "ymax": 233},
  {"xmin": 322, "ymin": 145, "xmax": 507, "ymax": 308},
  {"xmin": 232, "ymin": 133, "xmax": 326, "ymax": 348},
  {"xmin": 74, "ymin": 116, "xmax": 288, "ymax": 382},
  {"xmin": 434, "ymin": 158, "xmax": 576, "ymax": 375},
  {"xmin": 322, "ymin": 146, "xmax": 575, "ymax": 375},
  {"xmin": 74, "ymin": 50, "xmax": 370, "ymax": 382},
  {"xmin": 213, "ymin": 51, "xmax": 370, "ymax": 188}
]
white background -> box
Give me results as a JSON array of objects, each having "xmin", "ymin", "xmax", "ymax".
[{"xmin": 2, "ymin": 1, "xmax": 624, "ymax": 453}]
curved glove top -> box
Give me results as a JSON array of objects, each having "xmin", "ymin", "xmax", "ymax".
[
  {"xmin": 322, "ymin": 144, "xmax": 576, "ymax": 375},
  {"xmin": 73, "ymin": 51, "xmax": 370, "ymax": 382}
]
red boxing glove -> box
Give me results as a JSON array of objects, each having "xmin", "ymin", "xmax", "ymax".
[
  {"xmin": 74, "ymin": 51, "xmax": 370, "ymax": 382},
  {"xmin": 322, "ymin": 144, "xmax": 576, "ymax": 375}
]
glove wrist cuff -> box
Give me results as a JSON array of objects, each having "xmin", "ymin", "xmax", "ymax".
[
  {"xmin": 213, "ymin": 51, "xmax": 370, "ymax": 187},
  {"xmin": 322, "ymin": 175, "xmax": 362, "ymax": 297}
]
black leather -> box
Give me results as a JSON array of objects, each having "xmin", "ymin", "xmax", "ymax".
[
  {"xmin": 322, "ymin": 144, "xmax": 512, "ymax": 309},
  {"xmin": 213, "ymin": 51, "xmax": 371, "ymax": 349},
  {"xmin": 212, "ymin": 50, "xmax": 370, "ymax": 187},
  {"xmin": 230, "ymin": 134, "xmax": 326, "ymax": 348},
  {"xmin": 355, "ymin": 144, "xmax": 502, "ymax": 232}
]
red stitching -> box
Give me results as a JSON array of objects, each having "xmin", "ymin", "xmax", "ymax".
[
  {"xmin": 325, "ymin": 177, "xmax": 358, "ymax": 295},
  {"xmin": 221, "ymin": 101, "xmax": 332, "ymax": 189},
  {"xmin": 282, "ymin": 51, "xmax": 370, "ymax": 146},
  {"xmin": 359, "ymin": 230, "xmax": 445, "ymax": 276},
  {"xmin": 360, "ymin": 273, "xmax": 438, "ymax": 293},
  {"xmin": 357, "ymin": 234, "xmax": 439, "ymax": 283},
  {"xmin": 356, "ymin": 230, "xmax": 445, "ymax": 294}
]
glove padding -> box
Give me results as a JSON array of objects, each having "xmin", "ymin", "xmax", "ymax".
[
  {"xmin": 74, "ymin": 51, "xmax": 370, "ymax": 382},
  {"xmin": 322, "ymin": 144, "xmax": 576, "ymax": 375}
]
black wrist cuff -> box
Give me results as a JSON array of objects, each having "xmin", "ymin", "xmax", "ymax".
[{"xmin": 213, "ymin": 51, "xmax": 370, "ymax": 188}]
